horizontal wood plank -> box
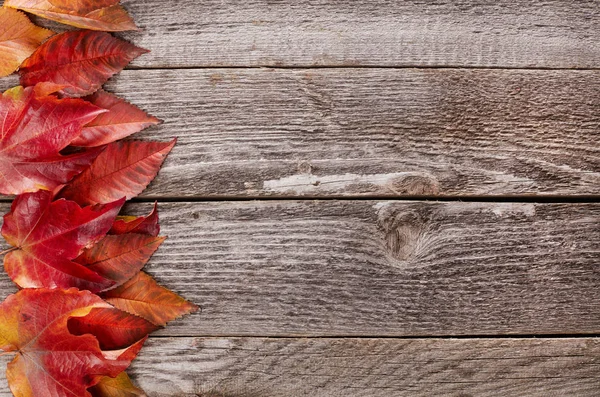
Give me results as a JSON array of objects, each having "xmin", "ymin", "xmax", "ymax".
[
  {"xmin": 4, "ymin": 68, "xmax": 598, "ymax": 198},
  {"xmin": 126, "ymin": 337, "xmax": 600, "ymax": 397},
  {"xmin": 115, "ymin": 0, "xmax": 600, "ymax": 68},
  {"xmin": 3, "ymin": 337, "xmax": 599, "ymax": 396},
  {"xmin": 0, "ymin": 200, "xmax": 597, "ymax": 336}
]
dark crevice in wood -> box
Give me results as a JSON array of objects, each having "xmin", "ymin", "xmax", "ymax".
[
  {"xmin": 124, "ymin": 65, "xmax": 600, "ymax": 71},
  {"xmin": 145, "ymin": 334, "xmax": 600, "ymax": 340},
  {"xmin": 129, "ymin": 195, "xmax": 600, "ymax": 204},
  {"xmin": 0, "ymin": 196, "xmax": 597, "ymax": 204}
]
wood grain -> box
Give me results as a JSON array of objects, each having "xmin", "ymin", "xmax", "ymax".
[
  {"xmin": 0, "ymin": 200, "xmax": 597, "ymax": 336},
  {"xmin": 4, "ymin": 68, "xmax": 598, "ymax": 198},
  {"xmin": 3, "ymin": 337, "xmax": 598, "ymax": 396},
  {"xmin": 114, "ymin": 0, "xmax": 600, "ymax": 68},
  {"xmin": 127, "ymin": 337, "xmax": 600, "ymax": 397}
]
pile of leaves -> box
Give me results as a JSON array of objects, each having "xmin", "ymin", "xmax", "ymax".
[{"xmin": 0, "ymin": 1, "xmax": 197, "ymax": 396}]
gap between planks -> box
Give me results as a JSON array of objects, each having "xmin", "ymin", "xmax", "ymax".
[{"xmin": 1, "ymin": 196, "xmax": 599, "ymax": 204}]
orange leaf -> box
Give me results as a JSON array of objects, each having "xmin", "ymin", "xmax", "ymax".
[
  {"xmin": 102, "ymin": 272, "xmax": 198, "ymax": 326},
  {"xmin": 72, "ymin": 90, "xmax": 161, "ymax": 147},
  {"xmin": 2, "ymin": 190, "xmax": 124, "ymax": 292},
  {"xmin": 0, "ymin": 7, "xmax": 53, "ymax": 77},
  {"xmin": 110, "ymin": 202, "xmax": 160, "ymax": 237},
  {"xmin": 0, "ymin": 288, "xmax": 142, "ymax": 397},
  {"xmin": 19, "ymin": 30, "xmax": 148, "ymax": 97},
  {"xmin": 90, "ymin": 372, "xmax": 147, "ymax": 397},
  {"xmin": 59, "ymin": 139, "xmax": 176, "ymax": 205},
  {"xmin": 48, "ymin": 0, "xmax": 119, "ymax": 14},
  {"xmin": 69, "ymin": 307, "xmax": 158, "ymax": 350},
  {"xmin": 75, "ymin": 233, "xmax": 166, "ymax": 290},
  {"xmin": 4, "ymin": 0, "xmax": 136, "ymax": 31}
]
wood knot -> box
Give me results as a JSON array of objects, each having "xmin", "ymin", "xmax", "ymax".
[
  {"xmin": 387, "ymin": 173, "xmax": 440, "ymax": 196},
  {"xmin": 377, "ymin": 205, "xmax": 430, "ymax": 262}
]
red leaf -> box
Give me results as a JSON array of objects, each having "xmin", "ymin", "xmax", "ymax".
[
  {"xmin": 75, "ymin": 233, "xmax": 166, "ymax": 289},
  {"xmin": 0, "ymin": 84, "xmax": 105, "ymax": 195},
  {"xmin": 0, "ymin": 7, "xmax": 54, "ymax": 77},
  {"xmin": 110, "ymin": 202, "xmax": 160, "ymax": 236},
  {"xmin": 90, "ymin": 372, "xmax": 147, "ymax": 397},
  {"xmin": 19, "ymin": 30, "xmax": 148, "ymax": 97},
  {"xmin": 2, "ymin": 190, "xmax": 124, "ymax": 292},
  {"xmin": 59, "ymin": 139, "xmax": 176, "ymax": 205},
  {"xmin": 4, "ymin": 0, "xmax": 136, "ymax": 31},
  {"xmin": 102, "ymin": 272, "xmax": 198, "ymax": 326},
  {"xmin": 69, "ymin": 307, "xmax": 158, "ymax": 350},
  {"xmin": 0, "ymin": 288, "xmax": 142, "ymax": 397},
  {"xmin": 72, "ymin": 90, "xmax": 161, "ymax": 147}
]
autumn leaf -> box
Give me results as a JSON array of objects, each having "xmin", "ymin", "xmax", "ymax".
[
  {"xmin": 19, "ymin": 30, "xmax": 148, "ymax": 97},
  {"xmin": 0, "ymin": 7, "xmax": 53, "ymax": 77},
  {"xmin": 69, "ymin": 307, "xmax": 158, "ymax": 350},
  {"xmin": 2, "ymin": 190, "xmax": 125, "ymax": 292},
  {"xmin": 0, "ymin": 288, "xmax": 144, "ymax": 397},
  {"xmin": 110, "ymin": 202, "xmax": 160, "ymax": 237},
  {"xmin": 72, "ymin": 90, "xmax": 161, "ymax": 147},
  {"xmin": 0, "ymin": 84, "xmax": 105, "ymax": 195},
  {"xmin": 59, "ymin": 139, "xmax": 176, "ymax": 205},
  {"xmin": 90, "ymin": 372, "xmax": 147, "ymax": 397},
  {"xmin": 75, "ymin": 233, "xmax": 166, "ymax": 289},
  {"xmin": 4, "ymin": 0, "xmax": 136, "ymax": 31},
  {"xmin": 102, "ymin": 272, "xmax": 198, "ymax": 326}
]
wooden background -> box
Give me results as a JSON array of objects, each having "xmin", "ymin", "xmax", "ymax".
[{"xmin": 1, "ymin": 0, "xmax": 599, "ymax": 396}]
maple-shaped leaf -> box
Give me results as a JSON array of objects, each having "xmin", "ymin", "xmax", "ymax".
[
  {"xmin": 0, "ymin": 84, "xmax": 105, "ymax": 195},
  {"xmin": 90, "ymin": 372, "xmax": 147, "ymax": 397},
  {"xmin": 75, "ymin": 233, "xmax": 166, "ymax": 289},
  {"xmin": 2, "ymin": 190, "xmax": 125, "ymax": 292},
  {"xmin": 102, "ymin": 272, "xmax": 198, "ymax": 326},
  {"xmin": 59, "ymin": 139, "xmax": 176, "ymax": 205},
  {"xmin": 0, "ymin": 7, "xmax": 53, "ymax": 77},
  {"xmin": 69, "ymin": 307, "xmax": 158, "ymax": 350},
  {"xmin": 110, "ymin": 202, "xmax": 160, "ymax": 236},
  {"xmin": 4, "ymin": 0, "xmax": 136, "ymax": 31},
  {"xmin": 0, "ymin": 288, "xmax": 144, "ymax": 397},
  {"xmin": 72, "ymin": 90, "xmax": 161, "ymax": 147},
  {"xmin": 19, "ymin": 30, "xmax": 148, "ymax": 97}
]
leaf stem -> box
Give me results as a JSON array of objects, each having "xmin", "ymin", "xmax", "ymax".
[{"xmin": 0, "ymin": 247, "xmax": 17, "ymax": 256}]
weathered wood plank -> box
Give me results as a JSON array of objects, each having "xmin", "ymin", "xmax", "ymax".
[
  {"xmin": 0, "ymin": 200, "xmax": 597, "ymax": 336},
  {"xmin": 72, "ymin": 68, "xmax": 600, "ymax": 197},
  {"xmin": 3, "ymin": 68, "xmax": 597, "ymax": 198},
  {"xmin": 114, "ymin": 0, "xmax": 600, "ymax": 68},
  {"xmin": 126, "ymin": 337, "xmax": 600, "ymax": 397},
  {"xmin": 3, "ymin": 337, "xmax": 598, "ymax": 396}
]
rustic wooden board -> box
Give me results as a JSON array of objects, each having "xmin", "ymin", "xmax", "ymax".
[
  {"xmin": 3, "ymin": 68, "xmax": 598, "ymax": 198},
  {"xmin": 126, "ymin": 337, "xmax": 600, "ymax": 397},
  {"xmin": 114, "ymin": 0, "xmax": 600, "ymax": 68},
  {"xmin": 2, "ymin": 337, "xmax": 598, "ymax": 396},
  {"xmin": 0, "ymin": 200, "xmax": 597, "ymax": 336}
]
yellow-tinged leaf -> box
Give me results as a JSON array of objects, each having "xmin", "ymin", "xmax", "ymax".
[
  {"xmin": 102, "ymin": 272, "xmax": 198, "ymax": 326},
  {"xmin": 0, "ymin": 289, "xmax": 143, "ymax": 397},
  {"xmin": 0, "ymin": 7, "xmax": 53, "ymax": 77},
  {"xmin": 4, "ymin": 0, "xmax": 136, "ymax": 31},
  {"xmin": 90, "ymin": 372, "xmax": 147, "ymax": 397}
]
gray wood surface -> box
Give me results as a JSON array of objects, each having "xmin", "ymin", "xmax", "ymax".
[
  {"xmin": 1, "ymin": 0, "xmax": 599, "ymax": 394},
  {"xmin": 113, "ymin": 0, "xmax": 600, "ymax": 69},
  {"xmin": 3, "ymin": 68, "xmax": 598, "ymax": 198},
  {"xmin": 3, "ymin": 337, "xmax": 599, "ymax": 396},
  {"xmin": 0, "ymin": 200, "xmax": 597, "ymax": 337},
  {"xmin": 128, "ymin": 337, "xmax": 600, "ymax": 397}
]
